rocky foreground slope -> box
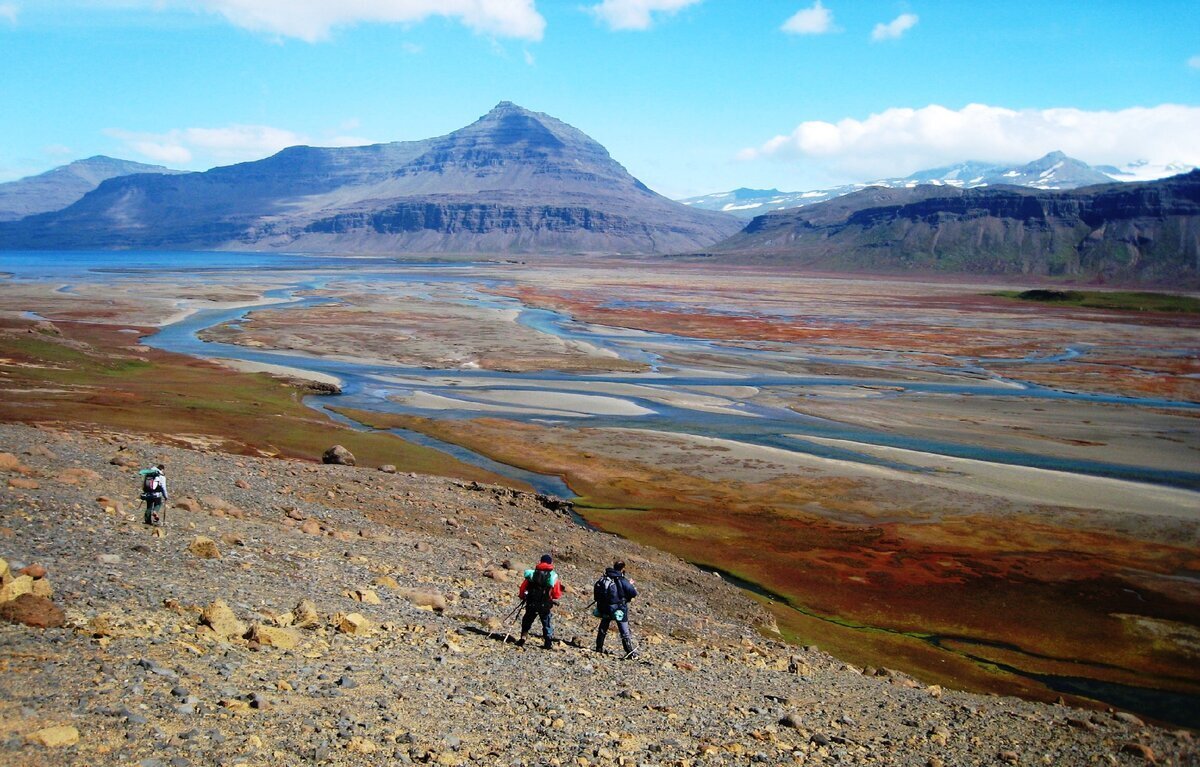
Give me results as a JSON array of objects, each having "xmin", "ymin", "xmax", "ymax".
[{"xmin": 0, "ymin": 423, "xmax": 1193, "ymax": 766}]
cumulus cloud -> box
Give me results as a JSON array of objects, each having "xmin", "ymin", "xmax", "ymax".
[
  {"xmin": 588, "ymin": 0, "xmax": 702, "ymax": 31},
  {"xmin": 871, "ymin": 12, "xmax": 917, "ymax": 41},
  {"xmin": 0, "ymin": 3, "xmax": 18, "ymax": 24},
  {"xmin": 781, "ymin": 1, "xmax": 834, "ymax": 36},
  {"xmin": 738, "ymin": 103, "xmax": 1200, "ymax": 182},
  {"xmin": 181, "ymin": 0, "xmax": 544, "ymax": 42},
  {"xmin": 105, "ymin": 124, "xmax": 369, "ymax": 167}
]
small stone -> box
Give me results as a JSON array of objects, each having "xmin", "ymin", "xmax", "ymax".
[
  {"xmin": 188, "ymin": 536, "xmax": 221, "ymax": 559},
  {"xmin": 97, "ymin": 554, "xmax": 122, "ymax": 565},
  {"xmin": 352, "ymin": 589, "xmax": 382, "ymax": 605},
  {"xmin": 18, "ymin": 563, "xmax": 47, "ymax": 579},
  {"xmin": 27, "ymin": 725, "xmax": 80, "ymax": 747},
  {"xmin": 291, "ymin": 599, "xmax": 320, "ymax": 628},
  {"xmin": 1115, "ymin": 712, "xmax": 1145, "ymax": 727},
  {"xmin": 379, "ymin": 465, "xmax": 397, "ymax": 473},
  {"xmin": 999, "ymin": 751, "xmax": 1019, "ymax": 763},
  {"xmin": 300, "ymin": 519, "xmax": 322, "ymax": 536}
]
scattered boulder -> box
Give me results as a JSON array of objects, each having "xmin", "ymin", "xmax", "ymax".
[
  {"xmin": 350, "ymin": 589, "xmax": 382, "ymax": 605},
  {"xmin": 7, "ymin": 477, "xmax": 40, "ymax": 490},
  {"xmin": 109, "ymin": 449, "xmax": 140, "ymax": 467},
  {"xmin": 201, "ymin": 599, "xmax": 247, "ymax": 639},
  {"xmin": 291, "ymin": 599, "xmax": 320, "ymax": 628},
  {"xmin": 58, "ymin": 468, "xmax": 101, "ymax": 486},
  {"xmin": 336, "ymin": 612, "xmax": 372, "ymax": 635},
  {"xmin": 249, "ymin": 623, "xmax": 301, "ymax": 650},
  {"xmin": 299, "ymin": 519, "xmax": 322, "ymax": 536},
  {"xmin": 379, "ymin": 464, "xmax": 397, "ymax": 473},
  {"xmin": 399, "ymin": 589, "xmax": 447, "ymax": 613},
  {"xmin": 322, "ymin": 445, "xmax": 356, "ymax": 466},
  {"xmin": 188, "ymin": 536, "xmax": 221, "ymax": 559},
  {"xmin": 374, "ymin": 575, "xmax": 400, "ymax": 590},
  {"xmin": 0, "ymin": 574, "xmax": 34, "ymax": 602},
  {"xmin": 174, "ymin": 498, "xmax": 202, "ymax": 513},
  {"xmin": 26, "ymin": 724, "xmax": 79, "ymax": 748},
  {"xmin": 0, "ymin": 594, "xmax": 65, "ymax": 628},
  {"xmin": 0, "ymin": 453, "xmax": 32, "ymax": 474},
  {"xmin": 1121, "ymin": 743, "xmax": 1157, "ymax": 762}
]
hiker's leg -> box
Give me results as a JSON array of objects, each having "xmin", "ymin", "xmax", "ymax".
[
  {"xmin": 596, "ymin": 618, "xmax": 611, "ymax": 651},
  {"xmin": 617, "ymin": 620, "xmax": 635, "ymax": 654},
  {"xmin": 519, "ymin": 604, "xmax": 536, "ymax": 637},
  {"xmin": 540, "ymin": 605, "xmax": 553, "ymax": 648},
  {"xmin": 144, "ymin": 502, "xmax": 152, "ymax": 525}
]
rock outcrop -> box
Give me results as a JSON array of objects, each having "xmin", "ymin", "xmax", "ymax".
[{"xmin": 712, "ymin": 170, "xmax": 1200, "ymax": 286}]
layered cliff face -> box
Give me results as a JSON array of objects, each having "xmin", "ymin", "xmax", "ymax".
[
  {"xmin": 713, "ymin": 171, "xmax": 1200, "ymax": 285},
  {"xmin": 0, "ymin": 103, "xmax": 739, "ymax": 254}
]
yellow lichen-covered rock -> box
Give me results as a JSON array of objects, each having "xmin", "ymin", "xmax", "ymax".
[
  {"xmin": 350, "ymin": 589, "xmax": 382, "ymax": 605},
  {"xmin": 27, "ymin": 725, "xmax": 80, "ymax": 747},
  {"xmin": 0, "ymin": 557, "xmax": 10, "ymax": 586},
  {"xmin": 30, "ymin": 578, "xmax": 53, "ymax": 599},
  {"xmin": 201, "ymin": 599, "xmax": 247, "ymax": 640},
  {"xmin": 336, "ymin": 612, "xmax": 372, "ymax": 635},
  {"xmin": 291, "ymin": 599, "xmax": 320, "ymax": 628},
  {"xmin": 188, "ymin": 536, "xmax": 221, "ymax": 559},
  {"xmin": 0, "ymin": 574, "xmax": 34, "ymax": 603},
  {"xmin": 373, "ymin": 575, "xmax": 400, "ymax": 590},
  {"xmin": 249, "ymin": 623, "xmax": 300, "ymax": 650}
]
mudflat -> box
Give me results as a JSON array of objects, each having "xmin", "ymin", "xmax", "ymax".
[{"xmin": 1, "ymin": 254, "xmax": 1197, "ymax": 727}]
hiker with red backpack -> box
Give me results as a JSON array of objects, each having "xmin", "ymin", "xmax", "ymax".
[
  {"xmin": 139, "ymin": 464, "xmax": 168, "ymax": 526},
  {"xmin": 517, "ymin": 554, "xmax": 563, "ymax": 649},
  {"xmin": 594, "ymin": 560, "xmax": 639, "ymax": 659}
]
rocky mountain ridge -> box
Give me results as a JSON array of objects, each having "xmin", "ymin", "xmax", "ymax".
[
  {"xmin": 680, "ymin": 152, "xmax": 1153, "ymax": 219},
  {"xmin": 708, "ymin": 170, "xmax": 1200, "ymax": 286},
  {"xmin": 0, "ymin": 422, "xmax": 1193, "ymax": 766},
  {"xmin": 0, "ymin": 156, "xmax": 186, "ymax": 223},
  {"xmin": 0, "ymin": 103, "xmax": 739, "ymax": 254}
]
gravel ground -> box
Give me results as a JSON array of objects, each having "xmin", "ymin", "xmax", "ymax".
[{"xmin": 0, "ymin": 422, "xmax": 1193, "ymax": 766}]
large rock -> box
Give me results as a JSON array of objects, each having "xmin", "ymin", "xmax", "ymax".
[
  {"xmin": 188, "ymin": 536, "xmax": 221, "ymax": 559},
  {"xmin": 322, "ymin": 445, "xmax": 356, "ymax": 466},
  {"xmin": 0, "ymin": 594, "xmax": 66, "ymax": 628},
  {"xmin": 336, "ymin": 612, "xmax": 372, "ymax": 635},
  {"xmin": 201, "ymin": 599, "xmax": 247, "ymax": 639},
  {"xmin": 249, "ymin": 623, "xmax": 301, "ymax": 650},
  {"xmin": 0, "ymin": 574, "xmax": 33, "ymax": 602},
  {"xmin": 26, "ymin": 724, "xmax": 79, "ymax": 747},
  {"xmin": 109, "ymin": 449, "xmax": 140, "ymax": 467},
  {"xmin": 291, "ymin": 599, "xmax": 320, "ymax": 628}
]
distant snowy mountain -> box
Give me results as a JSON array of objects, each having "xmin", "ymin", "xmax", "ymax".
[{"xmin": 678, "ymin": 151, "xmax": 1190, "ymax": 219}]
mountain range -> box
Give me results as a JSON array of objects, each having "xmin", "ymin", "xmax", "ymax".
[
  {"xmin": 0, "ymin": 103, "xmax": 739, "ymax": 255},
  {"xmin": 710, "ymin": 170, "xmax": 1200, "ymax": 286},
  {"xmin": 678, "ymin": 152, "xmax": 1193, "ymax": 219},
  {"xmin": 0, "ymin": 156, "xmax": 185, "ymax": 222}
]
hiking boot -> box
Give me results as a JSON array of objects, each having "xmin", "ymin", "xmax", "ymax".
[
  {"xmin": 516, "ymin": 634, "xmax": 526, "ymax": 647},
  {"xmin": 543, "ymin": 638, "xmax": 553, "ymax": 650}
]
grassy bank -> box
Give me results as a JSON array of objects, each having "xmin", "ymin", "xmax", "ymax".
[{"xmin": 992, "ymin": 289, "xmax": 1200, "ymax": 313}]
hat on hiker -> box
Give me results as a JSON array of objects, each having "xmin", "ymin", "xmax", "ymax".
[{"xmin": 540, "ymin": 554, "xmax": 553, "ymax": 564}]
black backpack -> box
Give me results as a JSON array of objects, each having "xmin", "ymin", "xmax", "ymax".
[
  {"xmin": 526, "ymin": 569, "xmax": 553, "ymax": 607},
  {"xmin": 593, "ymin": 574, "xmax": 616, "ymax": 607}
]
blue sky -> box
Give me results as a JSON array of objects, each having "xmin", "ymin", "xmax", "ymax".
[{"xmin": 2, "ymin": 1, "xmax": 1199, "ymax": 197}]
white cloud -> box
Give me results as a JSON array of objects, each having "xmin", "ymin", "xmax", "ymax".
[
  {"xmin": 871, "ymin": 12, "xmax": 917, "ymax": 41},
  {"xmin": 177, "ymin": 0, "xmax": 545, "ymax": 42},
  {"xmin": 588, "ymin": 0, "xmax": 702, "ymax": 31},
  {"xmin": 1188, "ymin": 55, "xmax": 1200, "ymax": 70},
  {"xmin": 105, "ymin": 123, "xmax": 371, "ymax": 168},
  {"xmin": 738, "ymin": 103, "xmax": 1200, "ymax": 183},
  {"xmin": 0, "ymin": 3, "xmax": 18, "ymax": 24},
  {"xmin": 523, "ymin": 48, "xmax": 535, "ymax": 66},
  {"xmin": 781, "ymin": 1, "xmax": 833, "ymax": 36}
]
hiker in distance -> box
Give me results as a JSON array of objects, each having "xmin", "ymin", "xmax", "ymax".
[
  {"xmin": 517, "ymin": 554, "xmax": 564, "ymax": 650},
  {"xmin": 594, "ymin": 560, "xmax": 639, "ymax": 659},
  {"xmin": 139, "ymin": 464, "xmax": 168, "ymax": 526}
]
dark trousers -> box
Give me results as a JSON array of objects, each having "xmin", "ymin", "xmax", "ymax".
[
  {"xmin": 144, "ymin": 497, "xmax": 165, "ymax": 525},
  {"xmin": 521, "ymin": 602, "xmax": 553, "ymax": 646},
  {"xmin": 596, "ymin": 616, "xmax": 634, "ymax": 653}
]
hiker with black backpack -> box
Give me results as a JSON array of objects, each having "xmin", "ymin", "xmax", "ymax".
[
  {"xmin": 516, "ymin": 554, "xmax": 563, "ymax": 649},
  {"xmin": 139, "ymin": 464, "xmax": 168, "ymax": 526},
  {"xmin": 594, "ymin": 560, "xmax": 639, "ymax": 659}
]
